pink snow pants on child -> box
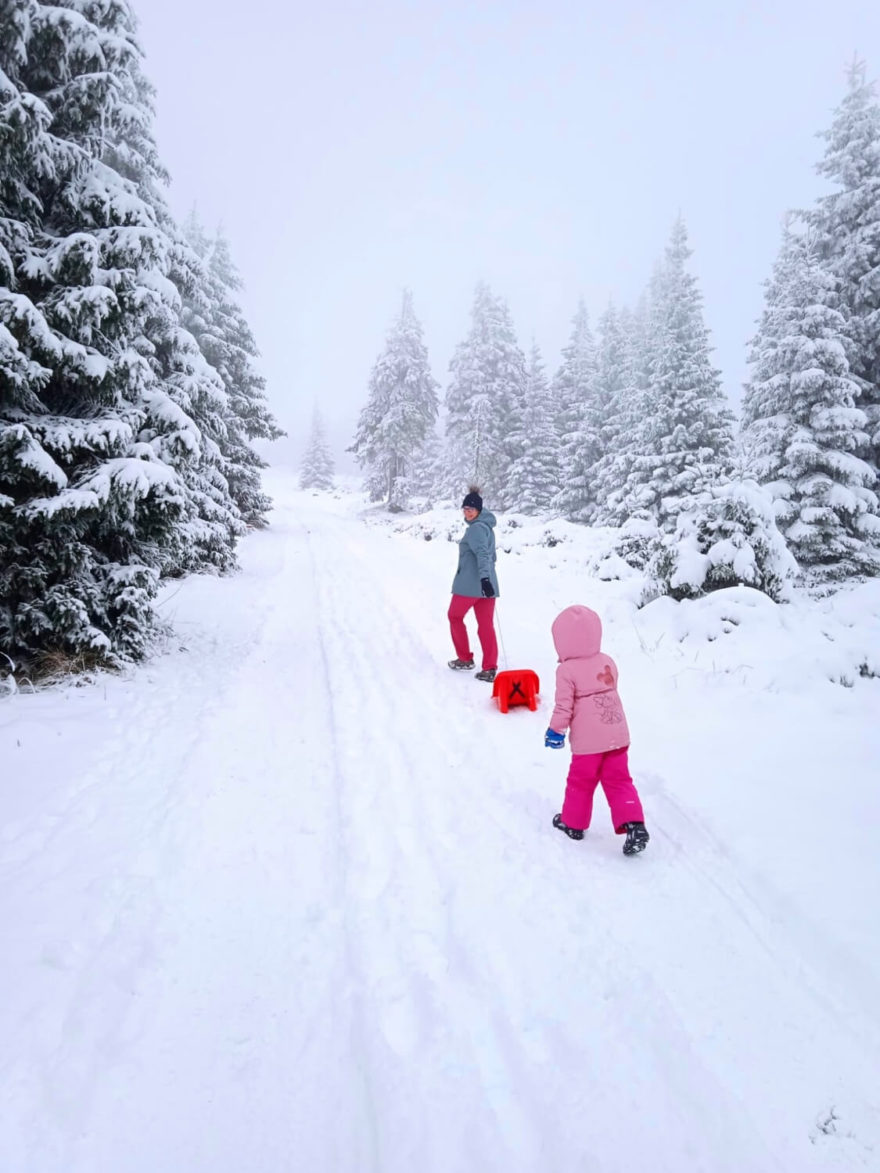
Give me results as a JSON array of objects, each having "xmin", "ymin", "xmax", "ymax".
[
  {"xmin": 448, "ymin": 594, "xmax": 498, "ymax": 670},
  {"xmin": 561, "ymin": 747, "xmax": 644, "ymax": 833}
]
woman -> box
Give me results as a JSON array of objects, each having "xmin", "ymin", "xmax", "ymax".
[{"xmin": 447, "ymin": 489, "xmax": 500, "ymax": 682}]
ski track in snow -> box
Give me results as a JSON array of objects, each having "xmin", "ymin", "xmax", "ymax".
[{"xmin": 1, "ymin": 483, "xmax": 879, "ymax": 1172}]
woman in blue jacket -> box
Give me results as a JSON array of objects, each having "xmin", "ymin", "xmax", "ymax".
[{"xmin": 448, "ymin": 489, "xmax": 500, "ymax": 682}]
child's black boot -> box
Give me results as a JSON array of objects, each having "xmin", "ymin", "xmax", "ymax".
[
  {"xmin": 553, "ymin": 814, "xmax": 584, "ymax": 841},
  {"xmin": 621, "ymin": 821, "xmax": 650, "ymax": 855}
]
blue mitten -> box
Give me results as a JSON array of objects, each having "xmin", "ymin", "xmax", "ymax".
[{"xmin": 545, "ymin": 728, "xmax": 565, "ymax": 749}]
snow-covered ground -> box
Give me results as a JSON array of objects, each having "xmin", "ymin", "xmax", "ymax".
[{"xmin": 2, "ymin": 468, "xmax": 880, "ymax": 1173}]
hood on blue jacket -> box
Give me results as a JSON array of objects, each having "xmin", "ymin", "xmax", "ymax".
[{"xmin": 467, "ymin": 510, "xmax": 497, "ymax": 530}]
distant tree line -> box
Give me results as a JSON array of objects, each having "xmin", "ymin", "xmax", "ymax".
[{"xmin": 351, "ymin": 63, "xmax": 880, "ymax": 597}]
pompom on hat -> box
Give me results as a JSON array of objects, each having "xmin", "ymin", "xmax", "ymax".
[{"xmin": 461, "ymin": 489, "xmax": 483, "ymax": 512}]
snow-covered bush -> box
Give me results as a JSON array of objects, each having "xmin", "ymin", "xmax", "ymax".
[
  {"xmin": 599, "ymin": 517, "xmax": 660, "ymax": 574},
  {"xmin": 646, "ymin": 481, "xmax": 797, "ymax": 603},
  {"xmin": 586, "ymin": 519, "xmax": 660, "ymax": 589}
]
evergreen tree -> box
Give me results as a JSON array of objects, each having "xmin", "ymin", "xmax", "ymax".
[
  {"xmin": 159, "ymin": 234, "xmax": 245, "ymax": 576},
  {"xmin": 0, "ymin": 1, "xmax": 241, "ymax": 669},
  {"xmin": 552, "ymin": 300, "xmax": 598, "ymax": 521},
  {"xmin": 182, "ymin": 212, "xmax": 283, "ymax": 527},
  {"xmin": 1, "ymin": 0, "xmax": 184, "ymax": 666},
  {"xmin": 589, "ymin": 304, "xmax": 647, "ymax": 523},
  {"xmin": 807, "ymin": 59, "xmax": 880, "ymax": 477},
  {"xmin": 407, "ymin": 424, "xmax": 443, "ymax": 502},
  {"xmin": 742, "ymin": 227, "xmax": 880, "ymax": 579},
  {"xmin": 444, "ymin": 282, "xmax": 526, "ymax": 507},
  {"xmin": 506, "ymin": 343, "xmax": 559, "ymax": 513},
  {"xmin": 350, "ymin": 290, "xmax": 439, "ymax": 509},
  {"xmin": 606, "ymin": 220, "xmax": 735, "ymax": 526},
  {"xmin": 299, "ymin": 408, "xmax": 334, "ymax": 490},
  {"xmin": 593, "ymin": 305, "xmax": 627, "ymax": 453}
]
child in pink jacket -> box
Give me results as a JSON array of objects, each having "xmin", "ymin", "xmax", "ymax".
[{"xmin": 545, "ymin": 604, "xmax": 649, "ymax": 855}]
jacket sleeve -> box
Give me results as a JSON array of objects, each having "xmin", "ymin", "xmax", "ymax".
[
  {"xmin": 468, "ymin": 524, "xmax": 493, "ymax": 580},
  {"xmin": 549, "ymin": 665, "xmax": 575, "ymax": 734}
]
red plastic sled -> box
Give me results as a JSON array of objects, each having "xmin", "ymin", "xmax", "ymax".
[{"xmin": 492, "ymin": 669, "xmax": 540, "ymax": 714}]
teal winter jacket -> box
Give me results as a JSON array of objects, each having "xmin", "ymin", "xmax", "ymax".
[{"xmin": 451, "ymin": 511, "xmax": 500, "ymax": 598}]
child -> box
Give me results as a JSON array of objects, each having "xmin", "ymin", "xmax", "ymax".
[{"xmin": 545, "ymin": 604, "xmax": 649, "ymax": 855}]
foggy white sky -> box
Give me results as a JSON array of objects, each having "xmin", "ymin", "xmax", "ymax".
[{"xmin": 136, "ymin": 0, "xmax": 880, "ymax": 468}]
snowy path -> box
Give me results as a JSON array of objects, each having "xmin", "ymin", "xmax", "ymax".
[{"xmin": 2, "ymin": 482, "xmax": 879, "ymax": 1172}]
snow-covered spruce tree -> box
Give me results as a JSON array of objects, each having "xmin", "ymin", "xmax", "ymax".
[
  {"xmin": 54, "ymin": 4, "xmax": 243, "ymax": 578},
  {"xmin": 506, "ymin": 343, "xmax": 559, "ymax": 513},
  {"xmin": 588, "ymin": 303, "xmax": 648, "ymax": 523},
  {"xmin": 807, "ymin": 59, "xmax": 880, "ymax": 478},
  {"xmin": 605, "ymin": 220, "xmax": 735, "ymax": 528},
  {"xmin": 157, "ymin": 235, "xmax": 245, "ymax": 576},
  {"xmin": 0, "ymin": 1, "xmax": 237, "ymax": 669},
  {"xmin": 741, "ymin": 226, "xmax": 880, "ymax": 580},
  {"xmin": 552, "ymin": 300, "xmax": 598, "ymax": 521},
  {"xmin": 299, "ymin": 407, "xmax": 334, "ymax": 490},
  {"xmin": 407, "ymin": 423, "xmax": 443, "ymax": 503},
  {"xmin": 181, "ymin": 212, "xmax": 284, "ymax": 527},
  {"xmin": 350, "ymin": 290, "xmax": 439, "ymax": 509},
  {"xmin": 444, "ymin": 282, "xmax": 526, "ymax": 507}
]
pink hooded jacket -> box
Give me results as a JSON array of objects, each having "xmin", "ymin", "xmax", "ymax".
[{"xmin": 549, "ymin": 605, "xmax": 630, "ymax": 755}]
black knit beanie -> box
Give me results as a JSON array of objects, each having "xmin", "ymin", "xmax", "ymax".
[{"xmin": 461, "ymin": 490, "xmax": 483, "ymax": 512}]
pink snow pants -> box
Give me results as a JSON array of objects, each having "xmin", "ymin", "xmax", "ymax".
[
  {"xmin": 448, "ymin": 594, "xmax": 498, "ymax": 671},
  {"xmin": 561, "ymin": 747, "xmax": 644, "ymax": 833}
]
